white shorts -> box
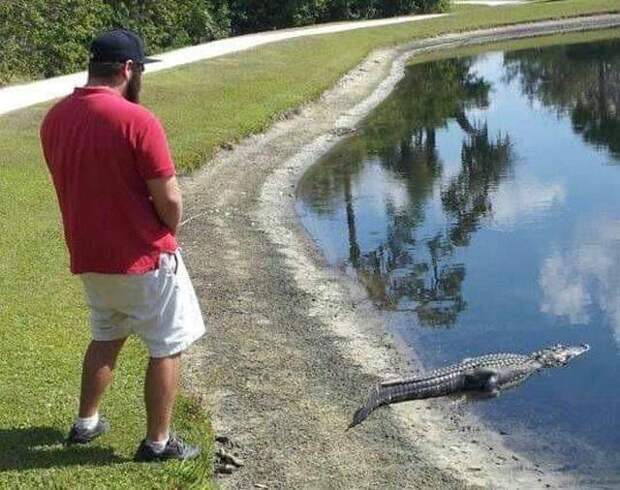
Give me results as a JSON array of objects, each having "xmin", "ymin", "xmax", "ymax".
[{"xmin": 80, "ymin": 250, "xmax": 206, "ymax": 358}]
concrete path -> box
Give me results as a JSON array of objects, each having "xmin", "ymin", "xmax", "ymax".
[
  {"xmin": 0, "ymin": 13, "xmax": 445, "ymax": 116},
  {"xmin": 455, "ymin": 1, "xmax": 526, "ymax": 5}
]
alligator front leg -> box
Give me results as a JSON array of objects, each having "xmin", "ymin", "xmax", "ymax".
[{"xmin": 464, "ymin": 368, "xmax": 501, "ymax": 400}]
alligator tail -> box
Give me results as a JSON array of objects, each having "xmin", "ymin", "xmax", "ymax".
[
  {"xmin": 348, "ymin": 384, "xmax": 385, "ymax": 430},
  {"xmin": 348, "ymin": 374, "xmax": 466, "ymax": 429}
]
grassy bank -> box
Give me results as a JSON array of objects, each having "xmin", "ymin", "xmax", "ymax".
[{"xmin": 0, "ymin": 0, "xmax": 619, "ymax": 487}]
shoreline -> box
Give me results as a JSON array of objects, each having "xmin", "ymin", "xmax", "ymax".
[{"xmin": 181, "ymin": 16, "xmax": 620, "ymax": 488}]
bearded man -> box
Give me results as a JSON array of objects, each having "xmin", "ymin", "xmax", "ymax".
[{"xmin": 40, "ymin": 29, "xmax": 206, "ymax": 462}]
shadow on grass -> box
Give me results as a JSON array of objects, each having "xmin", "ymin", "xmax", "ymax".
[{"xmin": 0, "ymin": 427, "xmax": 126, "ymax": 471}]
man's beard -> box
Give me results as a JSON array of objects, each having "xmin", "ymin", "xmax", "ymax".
[{"xmin": 125, "ymin": 71, "xmax": 142, "ymax": 103}]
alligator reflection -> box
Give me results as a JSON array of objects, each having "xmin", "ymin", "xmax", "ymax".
[
  {"xmin": 299, "ymin": 58, "xmax": 515, "ymax": 327},
  {"xmin": 504, "ymin": 38, "xmax": 620, "ymax": 160}
]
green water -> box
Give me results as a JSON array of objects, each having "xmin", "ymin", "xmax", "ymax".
[{"xmin": 297, "ymin": 34, "xmax": 620, "ymax": 484}]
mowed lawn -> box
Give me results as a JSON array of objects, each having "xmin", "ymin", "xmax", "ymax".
[{"xmin": 1, "ymin": 1, "xmax": 619, "ymax": 487}]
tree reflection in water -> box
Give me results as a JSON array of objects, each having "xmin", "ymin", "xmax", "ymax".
[
  {"xmin": 442, "ymin": 124, "xmax": 513, "ymax": 247},
  {"xmin": 503, "ymin": 38, "xmax": 620, "ymax": 159},
  {"xmin": 299, "ymin": 57, "xmax": 516, "ymax": 328}
]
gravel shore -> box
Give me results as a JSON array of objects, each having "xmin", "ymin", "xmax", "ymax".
[{"xmin": 179, "ymin": 15, "xmax": 620, "ymax": 489}]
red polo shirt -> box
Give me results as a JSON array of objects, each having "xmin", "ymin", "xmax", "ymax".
[{"xmin": 40, "ymin": 86, "xmax": 178, "ymax": 274}]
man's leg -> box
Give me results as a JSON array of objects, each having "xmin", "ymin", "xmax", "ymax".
[
  {"xmin": 79, "ymin": 338, "xmax": 127, "ymax": 417},
  {"xmin": 67, "ymin": 337, "xmax": 127, "ymax": 444},
  {"xmin": 145, "ymin": 353, "xmax": 180, "ymax": 442},
  {"xmin": 134, "ymin": 251, "xmax": 203, "ymax": 461}
]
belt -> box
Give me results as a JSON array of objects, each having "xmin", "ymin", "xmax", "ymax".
[{"xmin": 172, "ymin": 251, "xmax": 179, "ymax": 274}]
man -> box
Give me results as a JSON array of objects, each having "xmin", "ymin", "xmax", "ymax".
[{"xmin": 40, "ymin": 29, "xmax": 206, "ymax": 462}]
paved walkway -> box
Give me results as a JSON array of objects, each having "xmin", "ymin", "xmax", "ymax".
[
  {"xmin": 454, "ymin": 1, "xmax": 525, "ymax": 5},
  {"xmin": 0, "ymin": 14, "xmax": 444, "ymax": 116}
]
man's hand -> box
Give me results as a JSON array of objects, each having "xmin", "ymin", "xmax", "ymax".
[{"xmin": 147, "ymin": 175, "xmax": 183, "ymax": 234}]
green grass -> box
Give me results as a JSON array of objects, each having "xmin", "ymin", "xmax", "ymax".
[
  {"xmin": 408, "ymin": 26, "xmax": 620, "ymax": 65},
  {"xmin": 0, "ymin": 0, "xmax": 619, "ymax": 487}
]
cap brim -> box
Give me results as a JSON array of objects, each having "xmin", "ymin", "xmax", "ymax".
[{"xmin": 143, "ymin": 57, "xmax": 160, "ymax": 64}]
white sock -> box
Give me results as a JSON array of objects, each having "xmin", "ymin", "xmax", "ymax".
[
  {"xmin": 75, "ymin": 413, "xmax": 99, "ymax": 431},
  {"xmin": 147, "ymin": 434, "xmax": 170, "ymax": 453}
]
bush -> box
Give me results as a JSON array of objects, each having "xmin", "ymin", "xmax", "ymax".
[
  {"xmin": 0, "ymin": 0, "xmax": 449, "ymax": 85},
  {"xmin": 0, "ymin": 0, "xmax": 230, "ymax": 85},
  {"xmin": 227, "ymin": 0, "xmax": 450, "ymax": 33},
  {"xmin": 103, "ymin": 0, "xmax": 230, "ymax": 51},
  {"xmin": 0, "ymin": 0, "xmax": 107, "ymax": 82},
  {"xmin": 415, "ymin": 0, "xmax": 451, "ymax": 14}
]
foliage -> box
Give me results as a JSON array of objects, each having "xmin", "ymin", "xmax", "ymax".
[
  {"xmin": 227, "ymin": 0, "xmax": 451, "ymax": 33},
  {"xmin": 0, "ymin": 0, "xmax": 106, "ymax": 82},
  {"xmin": 0, "ymin": 0, "xmax": 230, "ymax": 84},
  {"xmin": 0, "ymin": 0, "xmax": 449, "ymax": 84}
]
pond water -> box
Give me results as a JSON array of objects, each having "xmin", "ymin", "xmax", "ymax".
[{"xmin": 297, "ymin": 34, "xmax": 620, "ymax": 484}]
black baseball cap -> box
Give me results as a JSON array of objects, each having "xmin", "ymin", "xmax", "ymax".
[{"xmin": 90, "ymin": 29, "xmax": 159, "ymax": 65}]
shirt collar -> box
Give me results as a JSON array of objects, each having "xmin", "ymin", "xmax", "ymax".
[{"xmin": 74, "ymin": 86, "xmax": 121, "ymax": 97}]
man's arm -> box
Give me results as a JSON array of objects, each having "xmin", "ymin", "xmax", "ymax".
[{"xmin": 147, "ymin": 175, "xmax": 183, "ymax": 234}]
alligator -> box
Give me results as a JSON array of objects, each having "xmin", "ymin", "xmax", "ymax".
[{"xmin": 349, "ymin": 344, "xmax": 590, "ymax": 429}]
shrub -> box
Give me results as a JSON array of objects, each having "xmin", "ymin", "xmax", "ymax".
[{"xmin": 0, "ymin": 0, "xmax": 230, "ymax": 85}]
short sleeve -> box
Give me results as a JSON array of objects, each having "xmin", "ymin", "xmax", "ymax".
[{"xmin": 133, "ymin": 115, "xmax": 176, "ymax": 180}]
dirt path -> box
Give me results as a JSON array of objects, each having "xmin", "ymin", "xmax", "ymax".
[{"xmin": 180, "ymin": 16, "xmax": 620, "ymax": 489}]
